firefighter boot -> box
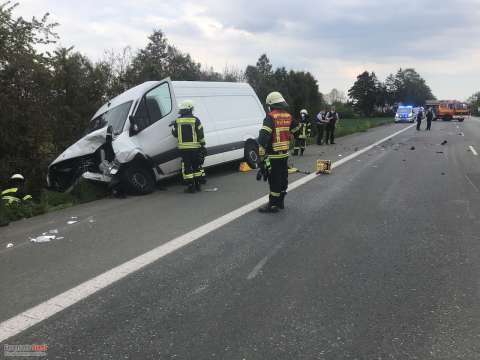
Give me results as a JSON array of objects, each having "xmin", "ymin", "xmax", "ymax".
[
  {"xmin": 300, "ymin": 148, "xmax": 305, "ymax": 156},
  {"xmin": 279, "ymin": 192, "xmax": 287, "ymax": 210},
  {"xmin": 195, "ymin": 178, "xmax": 202, "ymax": 192},
  {"xmin": 293, "ymin": 149, "xmax": 299, "ymax": 156},
  {"xmin": 185, "ymin": 183, "xmax": 196, "ymax": 193},
  {"xmin": 258, "ymin": 203, "xmax": 279, "ymax": 213}
]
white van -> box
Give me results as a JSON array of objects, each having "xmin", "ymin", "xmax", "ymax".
[{"xmin": 47, "ymin": 78, "xmax": 265, "ymax": 194}]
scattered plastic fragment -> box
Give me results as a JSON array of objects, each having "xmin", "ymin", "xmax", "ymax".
[
  {"xmin": 338, "ymin": 154, "xmax": 343, "ymax": 157},
  {"xmin": 67, "ymin": 221, "xmax": 78, "ymax": 225},
  {"xmin": 70, "ymin": 216, "xmax": 78, "ymax": 219},
  {"xmin": 30, "ymin": 235, "xmax": 55, "ymax": 243},
  {"xmin": 6, "ymin": 243, "xmax": 14, "ymax": 248},
  {"xmin": 410, "ymin": 146, "xmax": 415, "ymax": 150},
  {"xmin": 56, "ymin": 237, "xmax": 65, "ymax": 240},
  {"xmin": 354, "ymin": 147, "xmax": 359, "ymax": 152},
  {"xmin": 204, "ymin": 188, "xmax": 219, "ymax": 192},
  {"xmin": 436, "ymin": 151, "xmax": 444, "ymax": 154},
  {"xmin": 458, "ymin": 132, "xmax": 464, "ymax": 136},
  {"xmin": 441, "ymin": 140, "xmax": 448, "ymax": 145},
  {"xmin": 441, "ymin": 172, "xmax": 446, "ymax": 175},
  {"xmin": 88, "ymin": 219, "xmax": 96, "ymax": 224},
  {"xmin": 48, "ymin": 229, "xmax": 59, "ymax": 234}
]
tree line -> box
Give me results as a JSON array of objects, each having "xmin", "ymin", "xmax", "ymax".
[{"xmin": 1, "ymin": 2, "xmax": 439, "ymax": 195}]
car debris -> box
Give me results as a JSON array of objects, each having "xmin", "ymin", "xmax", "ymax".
[
  {"xmin": 204, "ymin": 188, "xmax": 219, "ymax": 192},
  {"xmin": 410, "ymin": 146, "xmax": 415, "ymax": 150},
  {"xmin": 67, "ymin": 220, "xmax": 78, "ymax": 225},
  {"xmin": 436, "ymin": 151, "xmax": 444, "ymax": 154},
  {"xmin": 6, "ymin": 243, "xmax": 14, "ymax": 248},
  {"xmin": 48, "ymin": 229, "xmax": 59, "ymax": 234},
  {"xmin": 30, "ymin": 235, "xmax": 56, "ymax": 243},
  {"xmin": 441, "ymin": 140, "xmax": 448, "ymax": 145}
]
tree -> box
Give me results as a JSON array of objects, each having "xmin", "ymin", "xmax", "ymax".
[
  {"xmin": 385, "ymin": 68, "xmax": 435, "ymax": 106},
  {"xmin": 325, "ymin": 88, "xmax": 346, "ymax": 105},
  {"xmin": 348, "ymin": 71, "xmax": 379, "ymax": 116},
  {"xmin": 467, "ymin": 92, "xmax": 480, "ymax": 115}
]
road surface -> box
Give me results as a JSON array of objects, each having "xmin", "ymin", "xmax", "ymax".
[{"xmin": 1, "ymin": 118, "xmax": 480, "ymax": 359}]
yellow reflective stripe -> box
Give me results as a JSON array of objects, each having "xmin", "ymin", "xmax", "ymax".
[
  {"xmin": 268, "ymin": 153, "xmax": 289, "ymax": 159},
  {"xmin": 198, "ymin": 124, "xmax": 203, "ymax": 130},
  {"xmin": 261, "ymin": 126, "xmax": 272, "ymax": 133},
  {"xmin": 22, "ymin": 195, "xmax": 32, "ymax": 201},
  {"xmin": 270, "ymin": 192, "xmax": 281, "ymax": 197},
  {"xmin": 276, "ymin": 127, "xmax": 290, "ymax": 132},
  {"xmin": 176, "ymin": 117, "xmax": 196, "ymax": 124},
  {"xmin": 183, "ymin": 174, "xmax": 194, "ymax": 180},
  {"xmin": 193, "ymin": 172, "xmax": 203, "ymax": 177},
  {"xmin": 178, "ymin": 144, "xmax": 201, "ymax": 149},
  {"xmin": 2, "ymin": 196, "xmax": 20, "ymax": 204},
  {"xmin": 1, "ymin": 188, "xmax": 18, "ymax": 195}
]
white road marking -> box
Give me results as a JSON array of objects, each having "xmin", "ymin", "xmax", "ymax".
[
  {"xmin": 469, "ymin": 146, "xmax": 478, "ymax": 156},
  {"xmin": 465, "ymin": 175, "xmax": 480, "ymax": 193},
  {"xmin": 247, "ymin": 238, "xmax": 289, "ymax": 280},
  {"xmin": 0, "ymin": 124, "xmax": 415, "ymax": 343}
]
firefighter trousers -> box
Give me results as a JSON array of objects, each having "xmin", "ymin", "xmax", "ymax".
[
  {"xmin": 293, "ymin": 138, "xmax": 307, "ymax": 154},
  {"xmin": 268, "ymin": 156, "xmax": 289, "ymax": 207},
  {"xmin": 180, "ymin": 149, "xmax": 202, "ymax": 186}
]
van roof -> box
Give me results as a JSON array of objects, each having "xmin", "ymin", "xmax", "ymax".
[{"xmin": 92, "ymin": 80, "xmax": 253, "ymax": 120}]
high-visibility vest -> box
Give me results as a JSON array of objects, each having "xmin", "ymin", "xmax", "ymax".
[
  {"xmin": 1, "ymin": 187, "xmax": 32, "ymax": 205},
  {"xmin": 268, "ymin": 110, "xmax": 293, "ymax": 152},
  {"xmin": 176, "ymin": 117, "xmax": 203, "ymax": 150}
]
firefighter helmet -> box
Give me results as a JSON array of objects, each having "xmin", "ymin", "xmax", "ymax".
[
  {"xmin": 10, "ymin": 174, "xmax": 25, "ymax": 181},
  {"xmin": 300, "ymin": 109, "xmax": 308, "ymax": 115},
  {"xmin": 266, "ymin": 92, "xmax": 287, "ymax": 106},
  {"xmin": 179, "ymin": 100, "xmax": 194, "ymax": 111}
]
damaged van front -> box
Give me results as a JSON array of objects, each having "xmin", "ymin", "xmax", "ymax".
[{"xmin": 47, "ymin": 81, "xmax": 166, "ymax": 194}]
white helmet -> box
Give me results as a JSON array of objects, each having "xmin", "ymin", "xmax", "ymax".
[
  {"xmin": 266, "ymin": 92, "xmax": 287, "ymax": 106},
  {"xmin": 300, "ymin": 109, "xmax": 308, "ymax": 115},
  {"xmin": 179, "ymin": 100, "xmax": 194, "ymax": 111},
  {"xmin": 10, "ymin": 174, "xmax": 25, "ymax": 181}
]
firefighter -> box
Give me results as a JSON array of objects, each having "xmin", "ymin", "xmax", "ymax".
[
  {"xmin": 171, "ymin": 100, "xmax": 206, "ymax": 193},
  {"xmin": 258, "ymin": 91, "xmax": 299, "ymax": 213},
  {"xmin": 426, "ymin": 107, "xmax": 433, "ymax": 131},
  {"xmin": 293, "ymin": 109, "xmax": 312, "ymax": 156},
  {"xmin": 1, "ymin": 174, "xmax": 33, "ymax": 205}
]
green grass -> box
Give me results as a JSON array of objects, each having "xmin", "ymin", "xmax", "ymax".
[
  {"xmin": 0, "ymin": 180, "xmax": 109, "ymax": 226},
  {"xmin": 335, "ymin": 117, "xmax": 393, "ymax": 138}
]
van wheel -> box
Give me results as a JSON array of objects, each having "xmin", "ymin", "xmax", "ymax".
[
  {"xmin": 244, "ymin": 141, "xmax": 259, "ymax": 169},
  {"xmin": 123, "ymin": 166, "xmax": 155, "ymax": 195}
]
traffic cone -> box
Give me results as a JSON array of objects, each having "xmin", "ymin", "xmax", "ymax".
[{"xmin": 239, "ymin": 161, "xmax": 252, "ymax": 172}]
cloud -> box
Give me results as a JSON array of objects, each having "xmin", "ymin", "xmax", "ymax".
[{"xmin": 12, "ymin": 0, "xmax": 480, "ymax": 99}]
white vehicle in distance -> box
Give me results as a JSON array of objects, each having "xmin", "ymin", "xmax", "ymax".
[
  {"xmin": 48, "ymin": 78, "xmax": 265, "ymax": 194},
  {"xmin": 394, "ymin": 105, "xmax": 415, "ymax": 123}
]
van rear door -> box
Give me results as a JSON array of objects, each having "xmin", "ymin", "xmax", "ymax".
[{"xmin": 130, "ymin": 78, "xmax": 180, "ymax": 175}]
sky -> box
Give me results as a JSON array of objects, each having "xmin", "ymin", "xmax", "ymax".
[{"xmin": 14, "ymin": 0, "xmax": 480, "ymax": 100}]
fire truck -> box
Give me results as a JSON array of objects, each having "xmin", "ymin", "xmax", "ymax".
[{"xmin": 425, "ymin": 100, "xmax": 470, "ymax": 122}]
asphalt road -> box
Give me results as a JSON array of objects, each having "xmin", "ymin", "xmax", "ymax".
[{"xmin": 1, "ymin": 118, "xmax": 480, "ymax": 359}]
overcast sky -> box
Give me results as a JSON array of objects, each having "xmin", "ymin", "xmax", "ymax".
[{"xmin": 15, "ymin": 0, "xmax": 480, "ymax": 100}]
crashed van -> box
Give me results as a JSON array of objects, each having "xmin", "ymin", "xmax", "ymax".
[{"xmin": 48, "ymin": 78, "xmax": 265, "ymax": 194}]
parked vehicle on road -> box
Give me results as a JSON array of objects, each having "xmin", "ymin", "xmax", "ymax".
[
  {"xmin": 48, "ymin": 79, "xmax": 265, "ymax": 194},
  {"xmin": 425, "ymin": 100, "xmax": 469, "ymax": 122},
  {"xmin": 394, "ymin": 106, "xmax": 415, "ymax": 123}
]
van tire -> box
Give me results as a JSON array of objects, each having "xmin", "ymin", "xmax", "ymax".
[
  {"xmin": 244, "ymin": 141, "xmax": 259, "ymax": 169},
  {"xmin": 122, "ymin": 166, "xmax": 155, "ymax": 195}
]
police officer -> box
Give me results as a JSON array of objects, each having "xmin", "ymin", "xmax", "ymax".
[
  {"xmin": 426, "ymin": 107, "xmax": 433, "ymax": 131},
  {"xmin": 1, "ymin": 174, "xmax": 33, "ymax": 205},
  {"xmin": 315, "ymin": 110, "xmax": 327, "ymax": 145},
  {"xmin": 325, "ymin": 106, "xmax": 339, "ymax": 144},
  {"xmin": 416, "ymin": 108, "xmax": 424, "ymax": 131},
  {"xmin": 172, "ymin": 100, "xmax": 206, "ymax": 193},
  {"xmin": 293, "ymin": 109, "xmax": 312, "ymax": 156},
  {"xmin": 258, "ymin": 92, "xmax": 299, "ymax": 213}
]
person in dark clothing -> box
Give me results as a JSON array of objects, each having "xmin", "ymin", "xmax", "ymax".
[
  {"xmin": 257, "ymin": 91, "xmax": 299, "ymax": 213},
  {"xmin": 315, "ymin": 111, "xmax": 327, "ymax": 145},
  {"xmin": 426, "ymin": 108, "xmax": 434, "ymax": 131},
  {"xmin": 171, "ymin": 100, "xmax": 206, "ymax": 193},
  {"xmin": 325, "ymin": 107, "xmax": 339, "ymax": 144},
  {"xmin": 416, "ymin": 108, "xmax": 424, "ymax": 131}
]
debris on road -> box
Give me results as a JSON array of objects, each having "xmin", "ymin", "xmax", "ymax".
[
  {"xmin": 410, "ymin": 146, "xmax": 415, "ymax": 150},
  {"xmin": 338, "ymin": 154, "xmax": 343, "ymax": 157},
  {"xmin": 67, "ymin": 220, "xmax": 78, "ymax": 225},
  {"xmin": 56, "ymin": 237, "xmax": 65, "ymax": 240},
  {"xmin": 354, "ymin": 147, "xmax": 359, "ymax": 152},
  {"xmin": 30, "ymin": 235, "xmax": 55, "ymax": 243},
  {"xmin": 204, "ymin": 188, "xmax": 219, "ymax": 192},
  {"xmin": 316, "ymin": 160, "xmax": 332, "ymax": 175},
  {"xmin": 436, "ymin": 151, "xmax": 444, "ymax": 154},
  {"xmin": 458, "ymin": 132, "xmax": 464, "ymax": 136},
  {"xmin": 441, "ymin": 140, "xmax": 448, "ymax": 145},
  {"xmin": 6, "ymin": 243, "xmax": 14, "ymax": 248},
  {"xmin": 48, "ymin": 229, "xmax": 59, "ymax": 234},
  {"xmin": 441, "ymin": 172, "xmax": 446, "ymax": 175}
]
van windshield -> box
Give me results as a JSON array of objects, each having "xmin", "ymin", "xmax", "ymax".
[
  {"xmin": 86, "ymin": 101, "xmax": 133, "ymax": 135},
  {"xmin": 397, "ymin": 107, "xmax": 412, "ymax": 114}
]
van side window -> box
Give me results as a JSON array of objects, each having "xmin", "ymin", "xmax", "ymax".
[{"xmin": 134, "ymin": 83, "xmax": 172, "ymax": 131}]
